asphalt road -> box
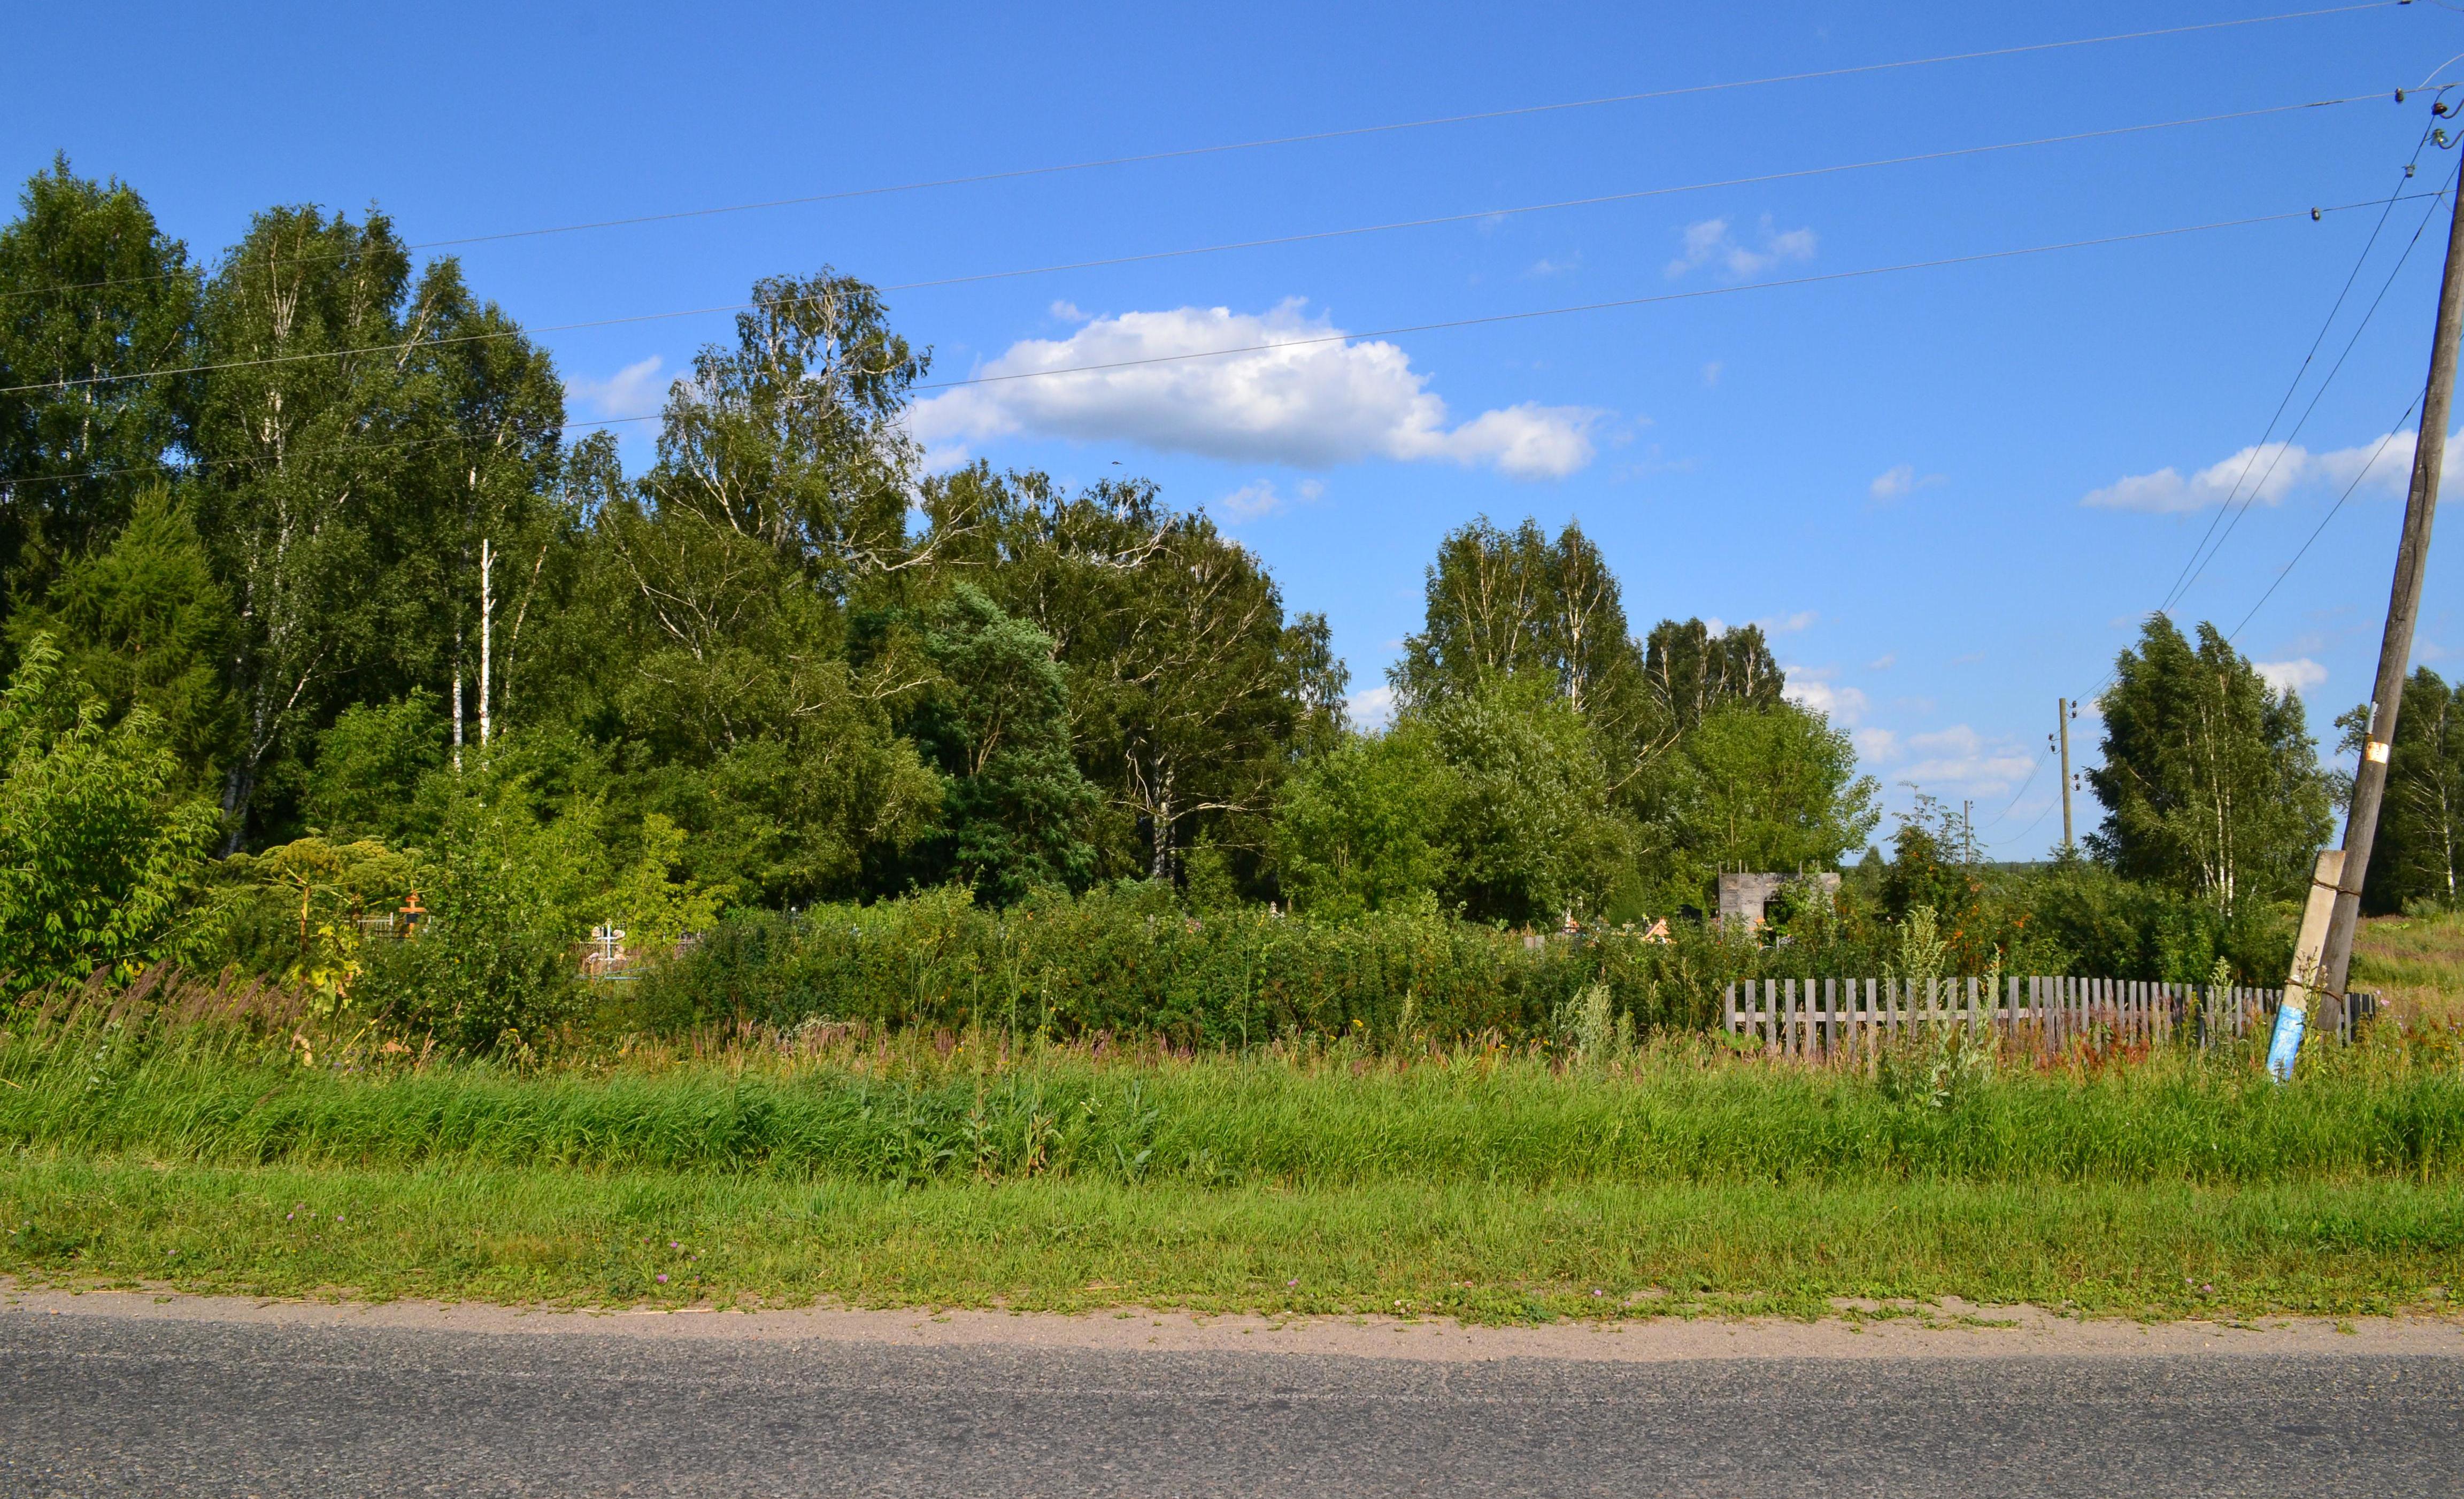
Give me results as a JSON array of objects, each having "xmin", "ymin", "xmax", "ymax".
[{"xmin": 5, "ymin": 1308, "xmax": 2461, "ymax": 1496}]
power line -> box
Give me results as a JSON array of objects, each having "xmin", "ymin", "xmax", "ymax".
[
  {"xmin": 0, "ymin": 1, "xmax": 2404, "ymax": 305},
  {"xmin": 896, "ymin": 201, "xmax": 2438, "ymax": 397},
  {"xmin": 2228, "ymin": 393, "xmax": 2424, "ymax": 639},
  {"xmin": 0, "ymin": 132, "xmax": 2417, "ymax": 404},
  {"xmin": 2153, "ymin": 113, "xmax": 2447, "ymax": 615},
  {"xmin": 2161, "ymin": 153, "xmax": 2457, "ymax": 614},
  {"xmin": 8, "ymin": 197, "xmax": 2420, "ymax": 491}
]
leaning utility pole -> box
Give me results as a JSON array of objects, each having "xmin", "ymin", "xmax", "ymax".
[
  {"xmin": 2055, "ymin": 698, "xmax": 2075, "ymax": 852},
  {"xmin": 2312, "ymin": 173, "xmax": 2464, "ymax": 1017}
]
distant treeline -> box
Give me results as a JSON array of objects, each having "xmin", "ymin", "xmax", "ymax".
[{"xmin": 0, "ymin": 157, "xmax": 2429, "ymax": 1049}]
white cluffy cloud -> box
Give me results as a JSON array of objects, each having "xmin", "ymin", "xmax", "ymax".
[
  {"xmin": 1783, "ymin": 665, "xmax": 1867, "ymax": 724},
  {"xmin": 2254, "ymin": 658, "xmax": 2328, "ymax": 696},
  {"xmin": 1869, "ymin": 463, "xmax": 1946, "ymax": 500},
  {"xmin": 2082, "ymin": 429, "xmax": 2464, "ymax": 513},
  {"xmin": 565, "ymin": 355, "xmax": 669, "ymax": 421},
  {"xmin": 1666, "ymin": 215, "xmax": 1817, "ymax": 280},
  {"xmin": 1218, "ymin": 477, "xmax": 1324, "ymax": 521},
  {"xmin": 1861, "ymin": 723, "xmax": 2037, "ymax": 798},
  {"xmin": 908, "ymin": 300, "xmax": 1604, "ymax": 478},
  {"xmin": 1348, "ymin": 684, "xmax": 1396, "ymax": 730}
]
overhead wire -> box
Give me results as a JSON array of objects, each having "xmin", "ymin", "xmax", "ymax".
[
  {"xmin": 2160, "ymin": 149, "xmax": 2457, "ymax": 615},
  {"xmin": 5, "ymin": 197, "xmax": 2429, "ymax": 492},
  {"xmin": 0, "ymin": 1, "xmax": 2406, "ymax": 305},
  {"xmin": 2153, "ymin": 109, "xmax": 2446, "ymax": 616},
  {"xmin": 2227, "ymin": 392, "xmax": 2423, "ymax": 639},
  {"xmin": 0, "ymin": 167, "xmax": 2426, "ymax": 403}
]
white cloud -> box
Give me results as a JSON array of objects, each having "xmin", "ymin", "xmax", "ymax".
[
  {"xmin": 1867, "ymin": 653, "xmax": 1896, "ymax": 670},
  {"xmin": 1348, "ymin": 684, "xmax": 1396, "ymax": 730},
  {"xmin": 1667, "ymin": 215, "xmax": 1818, "ymax": 280},
  {"xmin": 1783, "ymin": 667, "xmax": 1867, "ymax": 724},
  {"xmin": 2083, "ymin": 429, "xmax": 2461, "ymax": 513},
  {"xmin": 908, "ymin": 299, "xmax": 1604, "ymax": 478},
  {"xmin": 2255, "ymin": 657, "xmax": 2327, "ymax": 696},
  {"xmin": 1895, "ymin": 724, "xmax": 2037, "ymax": 797},
  {"xmin": 564, "ymin": 356, "xmax": 669, "ymax": 422},
  {"xmin": 1216, "ymin": 477, "xmax": 1323, "ymax": 521},
  {"xmin": 1050, "ymin": 300, "xmax": 1090, "ymax": 322},
  {"xmin": 1869, "ymin": 463, "xmax": 1946, "ymax": 500},
  {"xmin": 1527, "ymin": 252, "xmax": 1581, "ymax": 278},
  {"xmin": 1701, "ymin": 360, "xmax": 1723, "ymax": 387},
  {"xmin": 1758, "ymin": 609, "xmax": 1818, "ymax": 634},
  {"xmin": 1853, "ymin": 727, "xmax": 1899, "ymax": 761}
]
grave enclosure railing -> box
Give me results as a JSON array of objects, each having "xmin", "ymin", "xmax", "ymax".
[{"xmin": 1720, "ymin": 977, "xmax": 2379, "ymax": 1062}]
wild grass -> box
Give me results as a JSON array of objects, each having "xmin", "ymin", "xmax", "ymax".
[
  {"xmin": 5, "ymin": 971, "xmax": 2462, "ymax": 1318},
  {"xmin": 2355, "ymin": 911, "xmax": 2464, "ymax": 1034}
]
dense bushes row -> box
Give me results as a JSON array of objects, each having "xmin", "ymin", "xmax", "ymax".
[{"xmin": 625, "ymin": 883, "xmax": 1783, "ymax": 1045}]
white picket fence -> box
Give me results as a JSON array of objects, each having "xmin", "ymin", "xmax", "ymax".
[{"xmin": 1720, "ymin": 976, "xmax": 2377, "ymax": 1062}]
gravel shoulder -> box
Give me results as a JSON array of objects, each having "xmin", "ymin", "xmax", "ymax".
[{"xmin": 9, "ymin": 1276, "xmax": 2461, "ymax": 1362}]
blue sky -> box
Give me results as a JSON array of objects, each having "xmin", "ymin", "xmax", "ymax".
[{"xmin": 11, "ymin": 1, "xmax": 2464, "ymax": 855}]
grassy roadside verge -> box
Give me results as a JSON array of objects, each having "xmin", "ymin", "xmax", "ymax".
[
  {"xmin": 4, "ymin": 1154, "xmax": 2459, "ymax": 1322},
  {"xmin": 6, "ymin": 991, "xmax": 2464, "ymax": 1322}
]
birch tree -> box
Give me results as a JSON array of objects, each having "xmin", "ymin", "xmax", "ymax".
[{"xmin": 2087, "ymin": 616, "xmax": 2329, "ymax": 913}]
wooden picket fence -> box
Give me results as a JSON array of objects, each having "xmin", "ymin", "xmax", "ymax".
[{"xmin": 1721, "ymin": 976, "xmax": 2378, "ymax": 1062}]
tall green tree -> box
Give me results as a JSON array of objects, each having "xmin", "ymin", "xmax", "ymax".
[
  {"xmin": 2087, "ymin": 616, "xmax": 2330, "ymax": 914},
  {"xmin": 189, "ymin": 207, "xmax": 564, "ymax": 845},
  {"xmin": 927, "ymin": 467, "xmax": 1342, "ymax": 885},
  {"xmin": 4, "ymin": 486, "xmax": 236, "ymax": 790},
  {"xmin": 902, "ymin": 583, "xmax": 1097, "ymax": 902},
  {"xmin": 1642, "ymin": 616, "xmax": 1784, "ymax": 733},
  {"xmin": 1413, "ymin": 673, "xmax": 1631, "ymax": 925},
  {"xmin": 646, "ymin": 269, "xmax": 925, "ymax": 600},
  {"xmin": 1392, "ymin": 516, "xmax": 1653, "ymax": 749},
  {"xmin": 2337, "ymin": 666, "xmax": 2464, "ymax": 913},
  {"xmin": 0, "ymin": 158, "xmax": 199, "ymax": 613},
  {"xmin": 1642, "ymin": 699, "xmax": 1878, "ymax": 898}
]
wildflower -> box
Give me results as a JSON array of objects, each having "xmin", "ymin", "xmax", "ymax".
[
  {"xmin": 657, "ymin": 1273, "xmax": 669, "ymax": 1284},
  {"xmin": 1287, "ymin": 1279, "xmax": 1298, "ymax": 1287}
]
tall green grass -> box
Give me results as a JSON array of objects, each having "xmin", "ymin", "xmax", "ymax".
[{"xmin": 8, "ymin": 1002, "xmax": 2462, "ymax": 1189}]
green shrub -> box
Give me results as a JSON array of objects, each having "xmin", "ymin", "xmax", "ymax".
[
  {"xmin": 357, "ymin": 791, "xmax": 583, "ymax": 1053},
  {"xmin": 632, "ymin": 881, "xmax": 1873, "ymax": 1046},
  {"xmin": 0, "ymin": 635, "xmax": 219, "ymax": 998}
]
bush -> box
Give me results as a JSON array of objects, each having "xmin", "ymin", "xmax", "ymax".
[
  {"xmin": 629, "ymin": 881, "xmax": 1885, "ymax": 1046},
  {"xmin": 0, "ymin": 635, "xmax": 219, "ymax": 998},
  {"xmin": 356, "ymin": 791, "xmax": 584, "ymax": 1053}
]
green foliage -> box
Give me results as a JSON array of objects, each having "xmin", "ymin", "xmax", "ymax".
[
  {"xmin": 1393, "ymin": 516, "xmax": 1656, "ymax": 751},
  {"xmin": 2089, "ymin": 615, "xmax": 2331, "ymax": 915},
  {"xmin": 1413, "ymin": 674, "xmax": 1633, "ymax": 924},
  {"xmin": 902, "ymin": 583, "xmax": 1097, "ymax": 902},
  {"xmin": 4, "ymin": 486, "xmax": 236, "ymax": 788},
  {"xmin": 2339, "ymin": 666, "xmax": 2464, "ymax": 915},
  {"xmin": 1270, "ymin": 731, "xmax": 1450, "ymax": 918},
  {"xmin": 1641, "ymin": 700, "xmax": 1880, "ymax": 900},
  {"xmin": 301, "ymin": 693, "xmax": 446, "ymax": 845},
  {"xmin": 356, "ymin": 787, "xmax": 587, "ymax": 1053},
  {"xmin": 0, "ymin": 637, "xmax": 219, "ymax": 995},
  {"xmin": 1641, "ymin": 616, "xmax": 1784, "ymax": 733},
  {"xmin": 624, "ymin": 879, "xmax": 1874, "ymax": 1045},
  {"xmin": 196, "ymin": 837, "xmax": 416, "ymax": 1005},
  {"xmin": 595, "ymin": 813, "xmax": 721, "ymax": 953},
  {"xmin": 0, "ymin": 157, "xmax": 199, "ymax": 609}
]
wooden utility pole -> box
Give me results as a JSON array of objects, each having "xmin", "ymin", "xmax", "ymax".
[
  {"xmin": 2316, "ymin": 175, "xmax": 2464, "ymax": 1002},
  {"xmin": 2056, "ymin": 698, "xmax": 2075, "ymax": 852}
]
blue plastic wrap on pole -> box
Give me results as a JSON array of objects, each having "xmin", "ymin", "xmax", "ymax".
[{"xmin": 2266, "ymin": 1002, "xmax": 2306, "ymax": 1083}]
